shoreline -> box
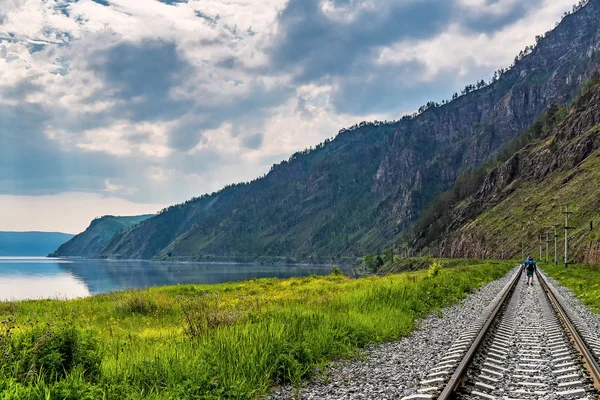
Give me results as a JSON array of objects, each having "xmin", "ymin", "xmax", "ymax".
[
  {"xmin": 47, "ymin": 254, "xmax": 362, "ymax": 268},
  {"xmin": 0, "ymin": 260, "xmax": 513, "ymax": 399}
]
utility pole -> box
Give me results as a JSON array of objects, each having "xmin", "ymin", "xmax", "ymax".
[
  {"xmin": 546, "ymin": 229, "xmax": 550, "ymax": 264},
  {"xmin": 495, "ymin": 230, "xmax": 504, "ymax": 260},
  {"xmin": 553, "ymin": 220, "xmax": 559, "ymax": 265},
  {"xmin": 564, "ymin": 205, "xmax": 574, "ymax": 268},
  {"xmin": 539, "ymin": 233, "xmax": 543, "ymax": 261},
  {"xmin": 521, "ymin": 239, "xmax": 524, "ymax": 260}
]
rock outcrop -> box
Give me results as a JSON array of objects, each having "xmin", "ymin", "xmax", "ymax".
[
  {"xmin": 438, "ymin": 81, "xmax": 600, "ymax": 263},
  {"xmin": 375, "ymin": 0, "xmax": 600, "ymax": 232}
]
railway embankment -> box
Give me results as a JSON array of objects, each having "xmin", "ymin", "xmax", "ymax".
[{"xmin": 274, "ymin": 263, "xmax": 600, "ymax": 400}]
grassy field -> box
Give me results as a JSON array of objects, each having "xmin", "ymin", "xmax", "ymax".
[
  {"xmin": 0, "ymin": 260, "xmax": 513, "ymax": 399},
  {"xmin": 543, "ymin": 263, "xmax": 600, "ymax": 312}
]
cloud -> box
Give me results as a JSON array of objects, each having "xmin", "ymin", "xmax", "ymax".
[
  {"xmin": 268, "ymin": 0, "xmax": 562, "ymax": 115},
  {"xmin": 0, "ymin": 193, "xmax": 162, "ymax": 234},
  {"xmin": 158, "ymin": 0, "xmax": 188, "ymax": 5},
  {"xmin": 87, "ymin": 40, "xmax": 191, "ymax": 122},
  {"xmin": 270, "ymin": 0, "xmax": 453, "ymax": 82},
  {"xmin": 0, "ymin": 0, "xmax": 578, "ymax": 232},
  {"xmin": 241, "ymin": 133, "xmax": 264, "ymax": 149}
]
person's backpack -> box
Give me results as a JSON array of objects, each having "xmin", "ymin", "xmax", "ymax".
[{"xmin": 525, "ymin": 260, "xmax": 535, "ymax": 272}]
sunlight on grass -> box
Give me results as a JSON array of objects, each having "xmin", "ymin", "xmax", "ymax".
[
  {"xmin": 0, "ymin": 260, "xmax": 513, "ymax": 399},
  {"xmin": 543, "ymin": 263, "xmax": 600, "ymax": 312}
]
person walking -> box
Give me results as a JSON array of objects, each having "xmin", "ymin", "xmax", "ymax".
[{"xmin": 524, "ymin": 255, "xmax": 537, "ymax": 285}]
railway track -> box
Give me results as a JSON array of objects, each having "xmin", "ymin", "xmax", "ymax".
[{"xmin": 401, "ymin": 267, "xmax": 600, "ymax": 400}]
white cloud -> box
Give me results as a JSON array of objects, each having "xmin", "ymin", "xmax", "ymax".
[
  {"xmin": 0, "ymin": 0, "xmax": 580, "ymax": 232},
  {"xmin": 70, "ymin": 121, "xmax": 173, "ymax": 158},
  {"xmin": 378, "ymin": 0, "xmax": 575, "ymax": 83}
]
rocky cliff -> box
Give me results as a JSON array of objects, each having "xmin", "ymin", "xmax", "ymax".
[
  {"xmin": 374, "ymin": 0, "xmax": 600, "ymax": 234},
  {"xmin": 98, "ymin": 1, "xmax": 600, "ymax": 261},
  {"xmin": 435, "ymin": 75, "xmax": 600, "ymax": 263}
]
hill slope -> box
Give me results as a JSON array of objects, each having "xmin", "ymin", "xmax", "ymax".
[
  {"xmin": 50, "ymin": 215, "xmax": 154, "ymax": 258},
  {"xmin": 0, "ymin": 232, "xmax": 74, "ymax": 256},
  {"xmin": 99, "ymin": 1, "xmax": 600, "ymax": 262},
  {"xmin": 425, "ymin": 74, "xmax": 600, "ymax": 263}
]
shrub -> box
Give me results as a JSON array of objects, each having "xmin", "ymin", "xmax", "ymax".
[
  {"xmin": 178, "ymin": 293, "xmax": 240, "ymax": 338},
  {"xmin": 1, "ymin": 324, "xmax": 101, "ymax": 383},
  {"xmin": 0, "ymin": 302, "xmax": 17, "ymax": 316},
  {"xmin": 427, "ymin": 261, "xmax": 443, "ymax": 278},
  {"xmin": 115, "ymin": 295, "xmax": 158, "ymax": 316},
  {"xmin": 331, "ymin": 266, "xmax": 344, "ymax": 276}
]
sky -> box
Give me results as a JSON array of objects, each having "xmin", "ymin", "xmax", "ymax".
[{"xmin": 0, "ymin": 0, "xmax": 578, "ymax": 234}]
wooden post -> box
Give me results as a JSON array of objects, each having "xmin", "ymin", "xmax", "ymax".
[
  {"xmin": 564, "ymin": 206, "xmax": 573, "ymax": 268},
  {"xmin": 546, "ymin": 229, "xmax": 550, "ymax": 264},
  {"xmin": 553, "ymin": 220, "xmax": 559, "ymax": 265},
  {"xmin": 521, "ymin": 239, "xmax": 524, "ymax": 260}
]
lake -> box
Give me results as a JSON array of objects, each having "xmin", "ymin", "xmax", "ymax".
[{"xmin": 0, "ymin": 257, "xmax": 347, "ymax": 301}]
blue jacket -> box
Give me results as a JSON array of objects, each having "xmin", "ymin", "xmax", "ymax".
[{"xmin": 524, "ymin": 259, "xmax": 537, "ymax": 273}]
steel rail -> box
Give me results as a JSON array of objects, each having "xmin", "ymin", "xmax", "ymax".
[
  {"xmin": 537, "ymin": 270, "xmax": 600, "ymax": 391},
  {"xmin": 437, "ymin": 267, "xmax": 522, "ymax": 400}
]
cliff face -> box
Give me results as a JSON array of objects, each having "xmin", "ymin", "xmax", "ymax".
[
  {"xmin": 374, "ymin": 0, "xmax": 600, "ymax": 233},
  {"xmin": 99, "ymin": 1, "xmax": 600, "ymax": 261},
  {"xmin": 50, "ymin": 215, "xmax": 154, "ymax": 258},
  {"xmin": 438, "ymin": 81, "xmax": 600, "ymax": 263}
]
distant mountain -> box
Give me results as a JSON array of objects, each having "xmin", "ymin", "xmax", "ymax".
[
  {"xmin": 50, "ymin": 215, "xmax": 154, "ymax": 258},
  {"xmin": 413, "ymin": 73, "xmax": 600, "ymax": 264},
  {"xmin": 0, "ymin": 232, "xmax": 74, "ymax": 256},
  {"xmin": 98, "ymin": 0, "xmax": 600, "ymax": 262}
]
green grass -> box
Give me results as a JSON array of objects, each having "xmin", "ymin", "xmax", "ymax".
[
  {"xmin": 380, "ymin": 257, "xmax": 494, "ymax": 273},
  {"xmin": 0, "ymin": 260, "xmax": 513, "ymax": 399},
  {"xmin": 543, "ymin": 263, "xmax": 600, "ymax": 312}
]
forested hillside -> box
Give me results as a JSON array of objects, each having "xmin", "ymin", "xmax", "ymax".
[
  {"xmin": 98, "ymin": 0, "xmax": 600, "ymax": 262},
  {"xmin": 413, "ymin": 73, "xmax": 600, "ymax": 264},
  {"xmin": 50, "ymin": 215, "xmax": 153, "ymax": 258}
]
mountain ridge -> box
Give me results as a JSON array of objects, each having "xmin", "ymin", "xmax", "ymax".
[
  {"xmin": 418, "ymin": 73, "xmax": 600, "ymax": 263},
  {"xmin": 0, "ymin": 231, "xmax": 74, "ymax": 256},
  {"xmin": 97, "ymin": 0, "xmax": 600, "ymax": 261},
  {"xmin": 50, "ymin": 214, "xmax": 154, "ymax": 258}
]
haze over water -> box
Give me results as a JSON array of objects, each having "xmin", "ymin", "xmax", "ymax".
[{"xmin": 0, "ymin": 257, "xmax": 343, "ymax": 301}]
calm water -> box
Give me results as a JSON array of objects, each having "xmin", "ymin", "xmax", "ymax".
[{"xmin": 0, "ymin": 257, "xmax": 345, "ymax": 301}]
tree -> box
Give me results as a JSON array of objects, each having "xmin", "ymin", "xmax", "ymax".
[
  {"xmin": 546, "ymin": 103, "xmax": 560, "ymax": 127},
  {"xmin": 376, "ymin": 256, "xmax": 384, "ymax": 270},
  {"xmin": 363, "ymin": 254, "xmax": 378, "ymax": 271},
  {"xmin": 382, "ymin": 248, "xmax": 394, "ymax": 264}
]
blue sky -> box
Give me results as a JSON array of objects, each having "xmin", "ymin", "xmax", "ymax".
[{"xmin": 0, "ymin": 0, "xmax": 577, "ymax": 233}]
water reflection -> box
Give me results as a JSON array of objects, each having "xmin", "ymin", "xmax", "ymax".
[
  {"xmin": 0, "ymin": 257, "xmax": 343, "ymax": 301},
  {"xmin": 0, "ymin": 275, "xmax": 89, "ymax": 301}
]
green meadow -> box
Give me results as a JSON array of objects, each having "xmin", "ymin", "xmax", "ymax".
[
  {"xmin": 0, "ymin": 260, "xmax": 513, "ymax": 399},
  {"xmin": 543, "ymin": 263, "xmax": 600, "ymax": 312}
]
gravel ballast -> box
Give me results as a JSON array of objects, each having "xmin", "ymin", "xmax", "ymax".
[
  {"xmin": 269, "ymin": 268, "xmax": 518, "ymax": 400},
  {"xmin": 542, "ymin": 271, "xmax": 600, "ymax": 348}
]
